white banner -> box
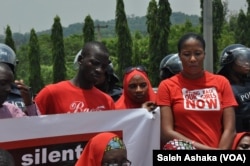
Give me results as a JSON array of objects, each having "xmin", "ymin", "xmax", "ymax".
[{"xmin": 0, "ymin": 108, "xmax": 160, "ymax": 166}]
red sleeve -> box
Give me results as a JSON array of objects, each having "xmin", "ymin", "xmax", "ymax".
[
  {"xmin": 34, "ymin": 86, "xmax": 52, "ymax": 115},
  {"xmin": 156, "ymin": 80, "xmax": 171, "ymax": 106}
]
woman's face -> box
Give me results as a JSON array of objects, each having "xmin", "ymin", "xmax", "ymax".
[
  {"xmin": 127, "ymin": 74, "xmax": 148, "ymax": 103},
  {"xmin": 179, "ymin": 38, "xmax": 205, "ymax": 79}
]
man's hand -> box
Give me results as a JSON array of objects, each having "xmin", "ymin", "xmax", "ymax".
[{"xmin": 15, "ymin": 79, "xmax": 32, "ymax": 106}]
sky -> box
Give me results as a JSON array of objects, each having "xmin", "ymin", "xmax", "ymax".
[{"xmin": 0, "ymin": 0, "xmax": 247, "ymax": 35}]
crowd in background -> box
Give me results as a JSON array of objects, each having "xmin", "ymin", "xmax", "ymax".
[{"xmin": 0, "ymin": 31, "xmax": 250, "ymax": 165}]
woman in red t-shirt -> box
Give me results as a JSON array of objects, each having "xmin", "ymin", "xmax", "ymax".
[{"xmin": 157, "ymin": 32, "xmax": 238, "ymax": 150}]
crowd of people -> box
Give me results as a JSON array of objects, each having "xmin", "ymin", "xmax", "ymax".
[{"xmin": 1, "ymin": 31, "xmax": 250, "ymax": 165}]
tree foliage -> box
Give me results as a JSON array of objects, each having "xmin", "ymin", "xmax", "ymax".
[
  {"xmin": 132, "ymin": 31, "xmax": 142, "ymax": 66},
  {"xmin": 149, "ymin": 0, "xmax": 172, "ymax": 86},
  {"xmin": 15, "ymin": 44, "xmax": 29, "ymax": 83},
  {"xmin": 212, "ymin": 0, "xmax": 224, "ymax": 72},
  {"xmin": 83, "ymin": 15, "xmax": 95, "ymax": 43},
  {"xmin": 236, "ymin": 10, "xmax": 247, "ymax": 45},
  {"xmin": 115, "ymin": 0, "xmax": 133, "ymax": 78},
  {"xmin": 146, "ymin": 0, "xmax": 159, "ymax": 85},
  {"xmin": 28, "ymin": 29, "xmax": 44, "ymax": 94},
  {"xmin": 4, "ymin": 25, "xmax": 17, "ymax": 78},
  {"xmin": 5, "ymin": 25, "xmax": 16, "ymax": 52},
  {"xmin": 51, "ymin": 15, "xmax": 66, "ymax": 83},
  {"xmin": 5, "ymin": 1, "xmax": 243, "ymax": 89}
]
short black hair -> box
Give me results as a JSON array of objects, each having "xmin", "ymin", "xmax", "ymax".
[
  {"xmin": 81, "ymin": 41, "xmax": 109, "ymax": 58},
  {"xmin": 177, "ymin": 32, "xmax": 205, "ymax": 53}
]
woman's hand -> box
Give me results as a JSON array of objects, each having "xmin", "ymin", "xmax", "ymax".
[{"xmin": 142, "ymin": 101, "xmax": 157, "ymax": 112}]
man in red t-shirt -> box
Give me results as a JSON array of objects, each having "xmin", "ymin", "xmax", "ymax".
[{"xmin": 35, "ymin": 41, "xmax": 115, "ymax": 114}]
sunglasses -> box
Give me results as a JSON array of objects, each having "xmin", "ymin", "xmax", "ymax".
[{"xmin": 124, "ymin": 66, "xmax": 147, "ymax": 75}]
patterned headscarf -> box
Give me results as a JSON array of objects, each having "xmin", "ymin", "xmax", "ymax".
[
  {"xmin": 163, "ymin": 139, "xmax": 196, "ymax": 150},
  {"xmin": 105, "ymin": 136, "xmax": 126, "ymax": 152}
]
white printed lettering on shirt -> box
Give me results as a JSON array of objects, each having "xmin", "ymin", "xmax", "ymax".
[
  {"xmin": 182, "ymin": 87, "xmax": 220, "ymax": 111},
  {"xmin": 69, "ymin": 101, "xmax": 106, "ymax": 113}
]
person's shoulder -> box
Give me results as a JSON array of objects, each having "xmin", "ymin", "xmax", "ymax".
[
  {"xmin": 49, "ymin": 80, "xmax": 69, "ymax": 86},
  {"xmin": 205, "ymin": 71, "xmax": 224, "ymax": 78},
  {"xmin": 160, "ymin": 74, "xmax": 179, "ymax": 84},
  {"xmin": 43, "ymin": 81, "xmax": 69, "ymax": 90},
  {"xmin": 93, "ymin": 87, "xmax": 114, "ymax": 100},
  {"xmin": 36, "ymin": 81, "xmax": 70, "ymax": 97},
  {"xmin": 205, "ymin": 71, "xmax": 229, "ymax": 82}
]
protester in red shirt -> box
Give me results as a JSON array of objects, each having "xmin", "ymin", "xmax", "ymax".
[
  {"xmin": 74, "ymin": 50, "xmax": 122, "ymax": 102},
  {"xmin": 35, "ymin": 41, "xmax": 115, "ymax": 114},
  {"xmin": 157, "ymin": 32, "xmax": 238, "ymax": 150}
]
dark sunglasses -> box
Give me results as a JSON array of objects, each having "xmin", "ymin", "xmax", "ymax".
[{"xmin": 123, "ymin": 66, "xmax": 148, "ymax": 75}]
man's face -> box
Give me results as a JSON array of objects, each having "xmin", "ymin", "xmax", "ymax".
[
  {"xmin": 0, "ymin": 67, "xmax": 13, "ymax": 105},
  {"xmin": 79, "ymin": 48, "xmax": 110, "ymax": 85}
]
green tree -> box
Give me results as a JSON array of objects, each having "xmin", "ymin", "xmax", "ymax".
[
  {"xmin": 146, "ymin": 0, "xmax": 159, "ymax": 85},
  {"xmin": 132, "ymin": 31, "xmax": 142, "ymax": 66},
  {"xmin": 228, "ymin": 13, "xmax": 238, "ymax": 33},
  {"xmin": 245, "ymin": 0, "xmax": 250, "ymax": 47},
  {"xmin": 153, "ymin": 0, "xmax": 172, "ymax": 86},
  {"xmin": 15, "ymin": 45, "xmax": 29, "ymax": 83},
  {"xmin": 115, "ymin": 0, "xmax": 133, "ymax": 78},
  {"xmin": 64, "ymin": 34, "xmax": 83, "ymax": 79},
  {"xmin": 5, "ymin": 25, "xmax": 17, "ymax": 78},
  {"xmin": 51, "ymin": 15, "xmax": 66, "ymax": 83},
  {"xmin": 204, "ymin": 0, "xmax": 236, "ymax": 54},
  {"xmin": 83, "ymin": 15, "xmax": 95, "ymax": 43},
  {"xmin": 212, "ymin": 0, "xmax": 224, "ymax": 72},
  {"xmin": 235, "ymin": 10, "xmax": 247, "ymax": 45},
  {"xmin": 4, "ymin": 25, "xmax": 16, "ymax": 52},
  {"xmin": 28, "ymin": 29, "xmax": 44, "ymax": 94}
]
